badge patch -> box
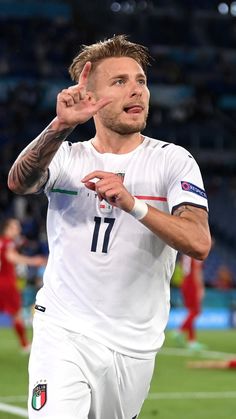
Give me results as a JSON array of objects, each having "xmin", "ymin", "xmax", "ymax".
[
  {"xmin": 32, "ymin": 383, "xmax": 47, "ymax": 410},
  {"xmin": 181, "ymin": 181, "xmax": 207, "ymax": 199}
]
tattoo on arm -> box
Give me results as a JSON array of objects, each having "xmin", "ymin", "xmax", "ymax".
[
  {"xmin": 8, "ymin": 126, "xmax": 73, "ymax": 194},
  {"xmin": 173, "ymin": 205, "xmax": 208, "ymax": 223},
  {"xmin": 173, "ymin": 205, "xmax": 195, "ymax": 217}
]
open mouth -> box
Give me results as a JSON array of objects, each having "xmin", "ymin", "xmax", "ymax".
[{"xmin": 124, "ymin": 105, "xmax": 144, "ymax": 114}]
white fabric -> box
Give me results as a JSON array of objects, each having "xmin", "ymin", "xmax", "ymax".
[
  {"xmin": 35, "ymin": 136, "xmax": 208, "ymax": 358},
  {"xmin": 28, "ymin": 316, "xmax": 155, "ymax": 419},
  {"xmin": 129, "ymin": 197, "xmax": 148, "ymax": 220}
]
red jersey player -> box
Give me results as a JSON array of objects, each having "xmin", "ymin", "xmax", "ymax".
[
  {"xmin": 188, "ymin": 359, "xmax": 236, "ymax": 369},
  {"xmin": 0, "ymin": 218, "xmax": 46, "ymax": 352},
  {"xmin": 173, "ymin": 254, "xmax": 205, "ymax": 350}
]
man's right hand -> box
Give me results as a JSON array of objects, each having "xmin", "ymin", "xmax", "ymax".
[{"xmin": 54, "ymin": 61, "xmax": 112, "ymax": 129}]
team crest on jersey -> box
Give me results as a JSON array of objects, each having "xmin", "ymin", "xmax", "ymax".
[
  {"xmin": 99, "ymin": 199, "xmax": 113, "ymax": 214},
  {"xmin": 32, "ymin": 383, "xmax": 47, "ymax": 411},
  {"xmin": 181, "ymin": 181, "xmax": 207, "ymax": 199}
]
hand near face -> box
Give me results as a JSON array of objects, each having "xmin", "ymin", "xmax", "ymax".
[
  {"xmin": 56, "ymin": 62, "xmax": 112, "ymax": 128},
  {"xmin": 81, "ymin": 171, "xmax": 135, "ymax": 212}
]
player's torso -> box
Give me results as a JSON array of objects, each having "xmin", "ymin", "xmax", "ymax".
[
  {"xmin": 37, "ymin": 138, "xmax": 177, "ymax": 355},
  {"xmin": 47, "ymin": 136, "xmax": 169, "ymax": 230},
  {"xmin": 45, "ymin": 137, "xmax": 173, "ymax": 273},
  {"xmin": 44, "ymin": 137, "xmax": 175, "ymax": 315},
  {"xmin": 0, "ymin": 237, "xmax": 16, "ymax": 284}
]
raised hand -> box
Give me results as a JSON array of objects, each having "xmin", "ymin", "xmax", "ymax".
[
  {"xmin": 81, "ymin": 171, "xmax": 135, "ymax": 212},
  {"xmin": 56, "ymin": 62, "xmax": 112, "ymax": 128}
]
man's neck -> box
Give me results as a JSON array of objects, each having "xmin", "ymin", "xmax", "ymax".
[{"xmin": 91, "ymin": 131, "xmax": 144, "ymax": 154}]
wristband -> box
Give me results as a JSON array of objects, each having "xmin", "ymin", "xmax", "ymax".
[{"xmin": 129, "ymin": 197, "xmax": 148, "ymax": 220}]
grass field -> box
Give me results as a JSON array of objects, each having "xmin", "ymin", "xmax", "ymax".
[{"xmin": 0, "ymin": 328, "xmax": 235, "ymax": 419}]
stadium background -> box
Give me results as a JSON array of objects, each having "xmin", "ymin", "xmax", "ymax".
[{"xmin": 0, "ymin": 1, "xmax": 236, "ymax": 418}]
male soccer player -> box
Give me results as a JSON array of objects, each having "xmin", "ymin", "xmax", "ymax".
[
  {"xmin": 8, "ymin": 35, "xmax": 211, "ymax": 419},
  {"xmin": 0, "ymin": 218, "xmax": 45, "ymax": 352},
  {"xmin": 188, "ymin": 359, "xmax": 236, "ymax": 369},
  {"xmin": 173, "ymin": 255, "xmax": 206, "ymax": 350}
]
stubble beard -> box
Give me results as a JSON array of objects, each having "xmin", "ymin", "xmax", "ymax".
[{"xmin": 100, "ymin": 110, "xmax": 149, "ymax": 135}]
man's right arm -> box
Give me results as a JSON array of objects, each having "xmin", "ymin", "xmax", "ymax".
[
  {"xmin": 8, "ymin": 62, "xmax": 112, "ymax": 195},
  {"xmin": 8, "ymin": 120, "xmax": 73, "ymax": 195}
]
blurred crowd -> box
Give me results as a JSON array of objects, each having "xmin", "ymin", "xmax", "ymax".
[{"xmin": 1, "ymin": 0, "xmax": 236, "ymax": 293}]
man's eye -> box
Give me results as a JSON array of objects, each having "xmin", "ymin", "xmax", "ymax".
[
  {"xmin": 114, "ymin": 79, "xmax": 125, "ymax": 85},
  {"xmin": 138, "ymin": 79, "xmax": 146, "ymax": 85}
]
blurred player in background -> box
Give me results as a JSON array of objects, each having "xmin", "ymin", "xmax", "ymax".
[
  {"xmin": 173, "ymin": 254, "xmax": 205, "ymax": 350},
  {"xmin": 0, "ymin": 218, "xmax": 46, "ymax": 352},
  {"xmin": 8, "ymin": 35, "xmax": 211, "ymax": 418},
  {"xmin": 188, "ymin": 359, "xmax": 236, "ymax": 369}
]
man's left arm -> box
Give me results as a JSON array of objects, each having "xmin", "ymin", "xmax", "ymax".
[{"xmin": 140, "ymin": 203, "xmax": 211, "ymax": 260}]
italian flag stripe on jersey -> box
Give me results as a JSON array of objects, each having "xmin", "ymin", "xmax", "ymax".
[
  {"xmin": 32, "ymin": 384, "xmax": 47, "ymax": 410},
  {"xmin": 51, "ymin": 188, "xmax": 78, "ymax": 195}
]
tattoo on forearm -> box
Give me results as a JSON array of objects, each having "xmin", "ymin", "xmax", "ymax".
[
  {"xmin": 9, "ymin": 126, "xmax": 73, "ymax": 192},
  {"xmin": 174, "ymin": 205, "xmax": 194, "ymax": 217}
]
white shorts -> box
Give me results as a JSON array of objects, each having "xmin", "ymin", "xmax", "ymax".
[{"xmin": 28, "ymin": 316, "xmax": 156, "ymax": 419}]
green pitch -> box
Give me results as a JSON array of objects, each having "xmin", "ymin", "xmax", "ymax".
[{"xmin": 0, "ymin": 328, "xmax": 235, "ymax": 419}]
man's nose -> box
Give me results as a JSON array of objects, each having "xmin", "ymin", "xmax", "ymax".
[{"xmin": 130, "ymin": 82, "xmax": 142, "ymax": 97}]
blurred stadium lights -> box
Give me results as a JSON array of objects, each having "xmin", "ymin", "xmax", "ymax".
[
  {"xmin": 109, "ymin": 1, "xmax": 236, "ymax": 17},
  {"xmin": 110, "ymin": 2, "xmax": 121, "ymax": 12},
  {"xmin": 110, "ymin": 0, "xmax": 149, "ymax": 13},
  {"xmin": 218, "ymin": 3, "xmax": 229, "ymax": 14},
  {"xmin": 218, "ymin": 1, "xmax": 236, "ymax": 15},
  {"xmin": 230, "ymin": 1, "xmax": 236, "ymax": 15},
  {"xmin": 110, "ymin": 1, "xmax": 236, "ymax": 16}
]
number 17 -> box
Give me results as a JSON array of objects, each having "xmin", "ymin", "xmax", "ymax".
[{"xmin": 91, "ymin": 216, "xmax": 115, "ymax": 253}]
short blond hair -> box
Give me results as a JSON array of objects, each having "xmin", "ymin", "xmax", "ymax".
[{"xmin": 69, "ymin": 34, "xmax": 151, "ymax": 82}]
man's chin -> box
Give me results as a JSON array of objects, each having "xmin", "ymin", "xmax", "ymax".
[{"xmin": 113, "ymin": 121, "xmax": 146, "ymax": 135}]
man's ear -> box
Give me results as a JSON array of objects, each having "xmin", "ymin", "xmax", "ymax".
[{"xmin": 86, "ymin": 91, "xmax": 96, "ymax": 104}]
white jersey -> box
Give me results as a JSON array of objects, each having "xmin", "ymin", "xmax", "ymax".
[{"xmin": 35, "ymin": 136, "xmax": 208, "ymax": 359}]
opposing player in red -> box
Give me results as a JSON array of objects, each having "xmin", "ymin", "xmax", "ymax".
[
  {"xmin": 0, "ymin": 218, "xmax": 46, "ymax": 352},
  {"xmin": 188, "ymin": 359, "xmax": 236, "ymax": 369},
  {"xmin": 175, "ymin": 254, "xmax": 205, "ymax": 350}
]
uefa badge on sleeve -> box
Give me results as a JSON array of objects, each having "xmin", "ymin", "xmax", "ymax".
[{"xmin": 32, "ymin": 383, "xmax": 47, "ymax": 410}]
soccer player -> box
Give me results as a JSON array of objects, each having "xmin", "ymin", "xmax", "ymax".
[
  {"xmin": 8, "ymin": 35, "xmax": 211, "ymax": 419},
  {"xmin": 173, "ymin": 255, "xmax": 206, "ymax": 350},
  {"xmin": 0, "ymin": 218, "xmax": 46, "ymax": 352},
  {"xmin": 188, "ymin": 359, "xmax": 236, "ymax": 369}
]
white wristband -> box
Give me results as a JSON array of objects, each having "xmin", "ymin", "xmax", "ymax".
[{"xmin": 129, "ymin": 197, "xmax": 148, "ymax": 220}]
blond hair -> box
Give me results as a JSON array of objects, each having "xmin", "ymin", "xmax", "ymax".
[{"xmin": 69, "ymin": 34, "xmax": 151, "ymax": 82}]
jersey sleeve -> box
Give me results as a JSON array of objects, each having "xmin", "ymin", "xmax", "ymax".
[
  {"xmin": 165, "ymin": 144, "xmax": 208, "ymax": 214},
  {"xmin": 44, "ymin": 142, "xmax": 72, "ymax": 194}
]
